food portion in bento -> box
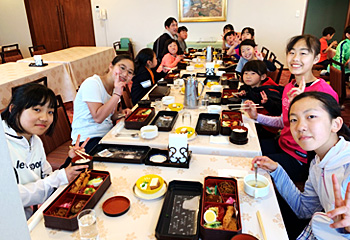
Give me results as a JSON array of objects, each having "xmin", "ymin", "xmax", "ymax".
[
  {"xmin": 69, "ymin": 171, "xmax": 104, "ymax": 195},
  {"xmin": 136, "ymin": 109, "xmax": 152, "ymax": 116}
]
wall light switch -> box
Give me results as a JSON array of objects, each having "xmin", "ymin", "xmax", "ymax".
[
  {"xmin": 295, "ymin": 10, "xmax": 300, "ymax": 18},
  {"xmin": 95, "ymin": 5, "xmax": 100, "ymax": 12}
]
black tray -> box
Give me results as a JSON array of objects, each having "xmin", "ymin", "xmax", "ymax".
[
  {"xmin": 149, "ymin": 86, "xmax": 171, "ymax": 101},
  {"xmin": 181, "ymin": 73, "xmax": 192, "ymax": 79},
  {"xmin": 204, "ymin": 76, "xmax": 220, "ymax": 85},
  {"xmin": 205, "ymin": 92, "xmax": 222, "ymax": 105},
  {"xmin": 195, "ymin": 113, "xmax": 220, "ymax": 136},
  {"xmin": 89, "ymin": 144, "xmax": 151, "ymax": 164},
  {"xmin": 196, "ymin": 72, "xmax": 207, "ymax": 78},
  {"xmin": 145, "ymin": 148, "xmax": 191, "ymax": 168},
  {"xmin": 155, "ymin": 180, "xmax": 203, "ymax": 240},
  {"xmin": 151, "ymin": 111, "xmax": 178, "ymax": 131}
]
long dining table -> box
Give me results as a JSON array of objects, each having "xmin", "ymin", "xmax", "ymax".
[
  {"xmin": 0, "ymin": 62, "xmax": 74, "ymax": 109},
  {"xmin": 18, "ymin": 46, "xmax": 116, "ymax": 89},
  {"xmin": 28, "ymin": 154, "xmax": 288, "ymax": 240}
]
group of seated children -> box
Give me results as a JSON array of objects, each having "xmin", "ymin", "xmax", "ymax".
[{"xmin": 6, "ymin": 16, "xmax": 350, "ymax": 239}]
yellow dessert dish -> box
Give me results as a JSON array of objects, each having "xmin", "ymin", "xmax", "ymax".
[
  {"xmin": 195, "ymin": 63, "xmax": 204, "ymax": 68},
  {"xmin": 136, "ymin": 174, "xmax": 164, "ymax": 194},
  {"xmin": 175, "ymin": 126, "xmax": 195, "ymax": 138},
  {"xmin": 168, "ymin": 103, "xmax": 184, "ymax": 111},
  {"xmin": 206, "ymin": 81, "xmax": 219, "ymax": 88}
]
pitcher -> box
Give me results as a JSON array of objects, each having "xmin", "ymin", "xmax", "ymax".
[{"xmin": 184, "ymin": 75, "xmax": 204, "ymax": 109}]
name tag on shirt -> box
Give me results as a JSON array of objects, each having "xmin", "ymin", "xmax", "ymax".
[{"xmin": 141, "ymin": 80, "xmax": 152, "ymax": 88}]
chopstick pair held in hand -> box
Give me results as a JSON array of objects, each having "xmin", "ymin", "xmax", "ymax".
[{"xmin": 68, "ymin": 134, "xmax": 90, "ymax": 159}]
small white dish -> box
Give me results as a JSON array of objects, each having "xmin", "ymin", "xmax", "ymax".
[
  {"xmin": 162, "ymin": 96, "xmax": 175, "ymax": 105},
  {"xmin": 186, "ymin": 65, "xmax": 194, "ymax": 71},
  {"xmin": 211, "ymin": 84, "xmax": 223, "ymax": 92},
  {"xmin": 244, "ymin": 174, "xmax": 270, "ymax": 198},
  {"xmin": 207, "ymin": 105, "xmax": 222, "ymax": 114},
  {"xmin": 149, "ymin": 154, "xmax": 167, "ymax": 163},
  {"xmin": 132, "ymin": 181, "xmax": 167, "ymax": 200}
]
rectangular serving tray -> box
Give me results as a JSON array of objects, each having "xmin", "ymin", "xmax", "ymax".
[
  {"xmin": 195, "ymin": 113, "xmax": 220, "ymax": 136},
  {"xmin": 144, "ymin": 148, "xmax": 191, "ymax": 168},
  {"xmin": 89, "ymin": 143, "xmax": 151, "ymax": 164},
  {"xmin": 151, "ymin": 110, "xmax": 178, "ymax": 131},
  {"xmin": 155, "ymin": 180, "xmax": 203, "ymax": 240},
  {"xmin": 148, "ymin": 86, "xmax": 171, "ymax": 101},
  {"xmin": 43, "ymin": 170, "xmax": 111, "ymax": 231},
  {"xmin": 124, "ymin": 107, "xmax": 155, "ymax": 129}
]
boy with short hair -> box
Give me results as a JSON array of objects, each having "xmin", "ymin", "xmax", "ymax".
[
  {"xmin": 153, "ymin": 17, "xmax": 179, "ymax": 62},
  {"xmin": 318, "ymin": 26, "xmax": 337, "ymax": 68},
  {"xmin": 177, "ymin": 26, "xmax": 188, "ymax": 53},
  {"xmin": 331, "ymin": 25, "xmax": 350, "ymax": 79},
  {"xmin": 222, "ymin": 24, "xmax": 234, "ymax": 49}
]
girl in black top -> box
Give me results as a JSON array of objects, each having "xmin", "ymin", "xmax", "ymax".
[{"xmin": 131, "ymin": 48, "xmax": 166, "ymax": 105}]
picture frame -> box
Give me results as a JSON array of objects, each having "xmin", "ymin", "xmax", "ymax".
[{"xmin": 178, "ymin": 0, "xmax": 227, "ymax": 22}]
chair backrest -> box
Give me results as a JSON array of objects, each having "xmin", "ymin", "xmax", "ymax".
[
  {"xmin": 113, "ymin": 41, "xmax": 120, "ymax": 52},
  {"xmin": 120, "ymin": 86, "xmax": 134, "ymax": 109},
  {"xmin": 120, "ymin": 38, "xmax": 130, "ymax": 48},
  {"xmin": 2, "ymin": 43, "xmax": 23, "ymax": 63},
  {"xmin": 329, "ymin": 59, "xmax": 346, "ymax": 105},
  {"xmin": 11, "ymin": 76, "xmax": 48, "ymax": 96},
  {"xmin": 268, "ymin": 52, "xmax": 276, "ymax": 62},
  {"xmin": 28, "ymin": 45, "xmax": 47, "ymax": 57},
  {"xmin": 261, "ymin": 46, "xmax": 269, "ymax": 60},
  {"xmin": 39, "ymin": 95, "xmax": 72, "ymax": 155}
]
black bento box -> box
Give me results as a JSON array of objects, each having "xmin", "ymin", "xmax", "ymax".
[{"xmin": 195, "ymin": 113, "xmax": 220, "ymax": 136}]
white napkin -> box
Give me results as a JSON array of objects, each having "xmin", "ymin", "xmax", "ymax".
[
  {"xmin": 243, "ymin": 122, "xmax": 256, "ymax": 138},
  {"xmin": 111, "ymin": 119, "xmax": 125, "ymax": 135},
  {"xmin": 210, "ymin": 135, "xmax": 229, "ymax": 144},
  {"xmin": 169, "ymin": 133, "xmax": 188, "ymax": 163},
  {"xmin": 218, "ymin": 169, "xmax": 250, "ymax": 179}
]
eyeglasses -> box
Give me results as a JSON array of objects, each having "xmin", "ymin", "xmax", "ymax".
[{"xmin": 117, "ymin": 64, "xmax": 134, "ymax": 78}]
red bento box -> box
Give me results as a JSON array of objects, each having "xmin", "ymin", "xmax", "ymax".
[
  {"xmin": 124, "ymin": 107, "xmax": 155, "ymax": 129},
  {"xmin": 43, "ymin": 170, "xmax": 111, "ymax": 231},
  {"xmin": 220, "ymin": 111, "xmax": 243, "ymax": 136}
]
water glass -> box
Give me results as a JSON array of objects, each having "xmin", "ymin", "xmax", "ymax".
[
  {"xmin": 155, "ymin": 98, "xmax": 162, "ymax": 111},
  {"xmin": 182, "ymin": 111, "xmax": 192, "ymax": 126},
  {"xmin": 78, "ymin": 209, "xmax": 99, "ymax": 240},
  {"xmin": 200, "ymin": 97, "xmax": 209, "ymax": 110},
  {"xmin": 174, "ymin": 79, "xmax": 180, "ymax": 89}
]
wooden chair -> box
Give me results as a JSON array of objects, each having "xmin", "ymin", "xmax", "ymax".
[
  {"xmin": 39, "ymin": 95, "xmax": 72, "ymax": 170},
  {"xmin": 261, "ymin": 46, "xmax": 269, "ymax": 60},
  {"xmin": 28, "ymin": 45, "xmax": 47, "ymax": 57},
  {"xmin": 120, "ymin": 86, "xmax": 134, "ymax": 109},
  {"xmin": 329, "ymin": 59, "xmax": 346, "ymax": 106},
  {"xmin": 11, "ymin": 76, "xmax": 48, "ymax": 96},
  {"xmin": 267, "ymin": 59, "xmax": 284, "ymax": 84},
  {"xmin": 1, "ymin": 43, "xmax": 23, "ymax": 63},
  {"xmin": 268, "ymin": 52, "xmax": 276, "ymax": 62},
  {"xmin": 113, "ymin": 38, "xmax": 134, "ymax": 59}
]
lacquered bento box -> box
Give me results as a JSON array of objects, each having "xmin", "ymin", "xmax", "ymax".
[
  {"xmin": 220, "ymin": 111, "xmax": 243, "ymax": 136},
  {"xmin": 124, "ymin": 107, "xmax": 155, "ymax": 129},
  {"xmin": 43, "ymin": 170, "xmax": 111, "ymax": 231}
]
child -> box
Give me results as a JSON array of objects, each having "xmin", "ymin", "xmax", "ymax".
[
  {"xmin": 224, "ymin": 31, "xmax": 240, "ymax": 60},
  {"xmin": 239, "ymin": 60, "xmax": 283, "ymax": 139},
  {"xmin": 331, "ymin": 25, "xmax": 350, "ymax": 80},
  {"xmin": 71, "ymin": 54, "xmax": 134, "ymax": 153},
  {"xmin": 318, "ymin": 27, "xmax": 337, "ymax": 69},
  {"xmin": 227, "ymin": 27, "xmax": 255, "ymax": 59},
  {"xmin": 245, "ymin": 34, "xmax": 339, "ymax": 183},
  {"xmin": 235, "ymin": 39, "xmax": 276, "ymax": 73},
  {"xmin": 1, "ymin": 83, "xmax": 88, "ymax": 219},
  {"xmin": 252, "ymin": 91, "xmax": 350, "ymax": 239},
  {"xmin": 131, "ymin": 48, "xmax": 166, "ymax": 105},
  {"xmin": 239, "ymin": 60, "xmax": 283, "ymax": 116},
  {"xmin": 177, "ymin": 26, "xmax": 188, "ymax": 53},
  {"xmin": 222, "ymin": 24, "xmax": 234, "ymax": 50},
  {"xmin": 156, "ymin": 39, "xmax": 183, "ymax": 73}
]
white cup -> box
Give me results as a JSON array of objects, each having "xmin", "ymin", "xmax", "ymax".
[
  {"xmin": 216, "ymin": 60, "xmax": 223, "ymax": 65},
  {"xmin": 77, "ymin": 209, "xmax": 99, "ymax": 240},
  {"xmin": 244, "ymin": 174, "xmax": 270, "ymax": 198},
  {"xmin": 33, "ymin": 55, "xmax": 43, "ymax": 66},
  {"xmin": 207, "ymin": 105, "xmax": 222, "ymax": 114},
  {"xmin": 140, "ymin": 125, "xmax": 158, "ymax": 139},
  {"xmin": 162, "ymin": 96, "xmax": 175, "ymax": 105},
  {"xmin": 178, "ymin": 78, "xmax": 184, "ymax": 86},
  {"xmin": 186, "ymin": 65, "xmax": 194, "ymax": 72}
]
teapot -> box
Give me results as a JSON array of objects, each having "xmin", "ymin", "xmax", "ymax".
[{"xmin": 184, "ymin": 74, "xmax": 205, "ymax": 109}]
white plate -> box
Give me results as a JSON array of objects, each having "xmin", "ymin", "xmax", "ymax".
[
  {"xmin": 149, "ymin": 154, "xmax": 167, "ymax": 163},
  {"xmin": 132, "ymin": 181, "xmax": 168, "ymax": 200}
]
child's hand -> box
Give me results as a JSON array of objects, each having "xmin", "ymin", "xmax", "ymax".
[
  {"xmin": 122, "ymin": 108, "xmax": 132, "ymax": 117},
  {"xmin": 113, "ymin": 69, "xmax": 126, "ymax": 95},
  {"xmin": 68, "ymin": 134, "xmax": 90, "ymax": 159},
  {"xmin": 65, "ymin": 165, "xmax": 89, "ymax": 183},
  {"xmin": 260, "ymin": 91, "xmax": 268, "ymax": 104},
  {"xmin": 287, "ymin": 76, "xmax": 305, "ymax": 102},
  {"xmin": 255, "ymin": 51, "xmax": 264, "ymax": 61},
  {"xmin": 238, "ymin": 90, "xmax": 246, "ymax": 96},
  {"xmin": 326, "ymin": 174, "xmax": 350, "ymax": 232},
  {"xmin": 330, "ymin": 41, "xmax": 338, "ymax": 48},
  {"xmin": 176, "ymin": 55, "xmax": 184, "ymax": 61},
  {"xmin": 243, "ymin": 100, "xmax": 258, "ymax": 120},
  {"xmin": 251, "ymin": 156, "xmax": 278, "ymax": 172}
]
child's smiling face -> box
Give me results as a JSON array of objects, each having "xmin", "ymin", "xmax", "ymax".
[
  {"xmin": 243, "ymin": 71, "xmax": 265, "ymax": 88},
  {"xmin": 241, "ymin": 45, "xmax": 255, "ymax": 60},
  {"xmin": 168, "ymin": 42, "xmax": 178, "ymax": 55}
]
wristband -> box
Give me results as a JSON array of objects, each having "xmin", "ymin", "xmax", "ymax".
[{"xmin": 113, "ymin": 92, "xmax": 122, "ymax": 97}]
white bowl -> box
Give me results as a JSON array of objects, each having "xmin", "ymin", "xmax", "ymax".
[
  {"xmin": 186, "ymin": 66, "xmax": 194, "ymax": 72},
  {"xmin": 207, "ymin": 105, "xmax": 222, "ymax": 114},
  {"xmin": 210, "ymin": 85, "xmax": 223, "ymax": 92},
  {"xmin": 162, "ymin": 96, "xmax": 175, "ymax": 105},
  {"xmin": 140, "ymin": 125, "xmax": 158, "ymax": 139},
  {"xmin": 244, "ymin": 174, "xmax": 270, "ymax": 198}
]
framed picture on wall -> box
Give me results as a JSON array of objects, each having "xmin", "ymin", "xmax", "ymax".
[{"xmin": 178, "ymin": 0, "xmax": 227, "ymax": 22}]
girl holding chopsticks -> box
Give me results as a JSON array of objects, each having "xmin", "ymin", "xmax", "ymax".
[
  {"xmin": 245, "ymin": 35, "xmax": 338, "ymax": 183},
  {"xmin": 252, "ymin": 91, "xmax": 350, "ymax": 239},
  {"xmin": 1, "ymin": 83, "xmax": 89, "ymax": 219}
]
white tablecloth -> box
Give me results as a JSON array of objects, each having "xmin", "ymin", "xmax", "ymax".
[{"xmin": 29, "ymin": 155, "xmax": 288, "ymax": 240}]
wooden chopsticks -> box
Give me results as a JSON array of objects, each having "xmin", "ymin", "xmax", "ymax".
[
  {"xmin": 69, "ymin": 146, "xmax": 90, "ymax": 160},
  {"xmin": 256, "ymin": 211, "xmax": 267, "ymax": 240}
]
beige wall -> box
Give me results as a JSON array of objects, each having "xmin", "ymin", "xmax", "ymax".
[{"xmin": 0, "ymin": 0, "xmax": 307, "ymax": 64}]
